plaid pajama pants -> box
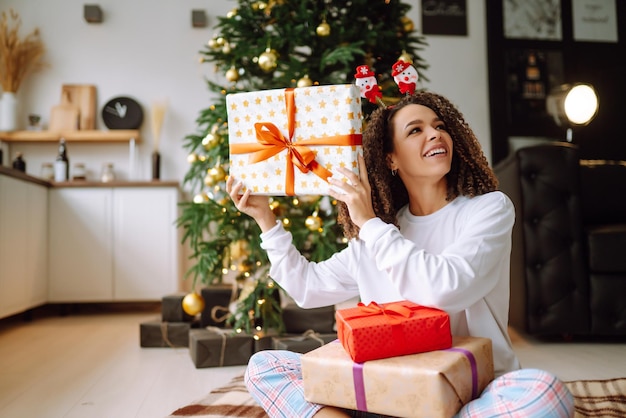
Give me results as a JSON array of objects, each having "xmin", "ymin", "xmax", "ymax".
[{"xmin": 244, "ymin": 350, "xmax": 574, "ymax": 418}]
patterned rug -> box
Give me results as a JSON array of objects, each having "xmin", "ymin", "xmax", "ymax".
[{"xmin": 167, "ymin": 374, "xmax": 626, "ymax": 418}]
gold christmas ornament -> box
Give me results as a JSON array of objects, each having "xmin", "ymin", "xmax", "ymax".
[
  {"xmin": 305, "ymin": 213, "xmax": 323, "ymax": 231},
  {"xmin": 204, "ymin": 173, "xmax": 215, "ymax": 187},
  {"xmin": 187, "ymin": 153, "xmax": 198, "ymax": 164},
  {"xmin": 182, "ymin": 292, "xmax": 205, "ymax": 316},
  {"xmin": 202, "ymin": 131, "xmax": 221, "ymax": 149},
  {"xmin": 398, "ymin": 50, "xmax": 413, "ymax": 64},
  {"xmin": 297, "ymin": 74, "xmax": 313, "ymax": 87},
  {"xmin": 209, "ymin": 166, "xmax": 227, "ymax": 183},
  {"xmin": 258, "ymin": 48, "xmax": 278, "ymax": 72},
  {"xmin": 226, "ymin": 8, "xmax": 238, "ymax": 18},
  {"xmin": 400, "ymin": 16, "xmax": 414, "ymax": 33},
  {"xmin": 222, "ymin": 43, "xmax": 232, "ymax": 54},
  {"xmin": 208, "ymin": 38, "xmax": 218, "ymax": 49},
  {"xmin": 316, "ymin": 21, "xmax": 331, "ymax": 37},
  {"xmin": 226, "ymin": 66, "xmax": 240, "ymax": 82},
  {"xmin": 193, "ymin": 192, "xmax": 209, "ymax": 203}
]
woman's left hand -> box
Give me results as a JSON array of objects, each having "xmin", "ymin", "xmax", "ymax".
[{"xmin": 328, "ymin": 153, "xmax": 376, "ymax": 228}]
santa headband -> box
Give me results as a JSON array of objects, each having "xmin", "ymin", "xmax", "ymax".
[{"xmin": 354, "ymin": 60, "xmax": 419, "ymax": 107}]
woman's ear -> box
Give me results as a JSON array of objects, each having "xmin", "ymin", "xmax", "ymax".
[{"xmin": 386, "ymin": 154, "xmax": 396, "ymax": 171}]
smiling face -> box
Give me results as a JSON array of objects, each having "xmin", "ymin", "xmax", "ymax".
[{"xmin": 387, "ymin": 104, "xmax": 453, "ymax": 185}]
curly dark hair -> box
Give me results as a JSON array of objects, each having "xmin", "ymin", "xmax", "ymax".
[{"xmin": 337, "ymin": 91, "xmax": 498, "ymax": 239}]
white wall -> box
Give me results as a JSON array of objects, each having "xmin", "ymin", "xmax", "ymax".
[{"xmin": 1, "ymin": 0, "xmax": 491, "ymax": 182}]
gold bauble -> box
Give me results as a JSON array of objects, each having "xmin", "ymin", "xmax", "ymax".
[
  {"xmin": 222, "ymin": 43, "xmax": 232, "ymax": 54},
  {"xmin": 193, "ymin": 192, "xmax": 209, "ymax": 203},
  {"xmin": 297, "ymin": 74, "xmax": 313, "ymax": 88},
  {"xmin": 400, "ymin": 16, "xmax": 414, "ymax": 33},
  {"xmin": 258, "ymin": 48, "xmax": 278, "ymax": 72},
  {"xmin": 208, "ymin": 38, "xmax": 218, "ymax": 49},
  {"xmin": 305, "ymin": 214, "xmax": 323, "ymax": 231},
  {"xmin": 316, "ymin": 21, "xmax": 331, "ymax": 37},
  {"xmin": 187, "ymin": 153, "xmax": 198, "ymax": 164},
  {"xmin": 202, "ymin": 133, "xmax": 220, "ymax": 150},
  {"xmin": 182, "ymin": 292, "xmax": 205, "ymax": 316},
  {"xmin": 204, "ymin": 173, "xmax": 215, "ymax": 187},
  {"xmin": 398, "ymin": 50, "xmax": 413, "ymax": 64},
  {"xmin": 226, "ymin": 66, "xmax": 240, "ymax": 82},
  {"xmin": 209, "ymin": 166, "xmax": 227, "ymax": 183},
  {"xmin": 226, "ymin": 8, "xmax": 238, "ymax": 18}
]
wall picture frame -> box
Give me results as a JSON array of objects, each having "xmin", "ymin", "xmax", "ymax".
[{"xmin": 503, "ymin": 0, "xmax": 563, "ymax": 40}]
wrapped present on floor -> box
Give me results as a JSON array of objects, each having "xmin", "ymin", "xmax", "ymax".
[
  {"xmin": 200, "ymin": 284, "xmax": 238, "ymax": 328},
  {"xmin": 282, "ymin": 303, "xmax": 336, "ymax": 334},
  {"xmin": 301, "ymin": 336, "xmax": 494, "ymax": 418},
  {"xmin": 272, "ymin": 330, "xmax": 337, "ymax": 353},
  {"xmin": 227, "ymin": 84, "xmax": 363, "ymax": 196},
  {"xmin": 189, "ymin": 328, "xmax": 254, "ymax": 368},
  {"xmin": 336, "ymin": 300, "xmax": 452, "ymax": 363},
  {"xmin": 140, "ymin": 318, "xmax": 196, "ymax": 348},
  {"xmin": 161, "ymin": 293, "xmax": 195, "ymax": 323}
]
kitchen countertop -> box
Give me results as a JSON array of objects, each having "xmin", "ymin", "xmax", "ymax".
[{"xmin": 0, "ymin": 166, "xmax": 178, "ymax": 188}]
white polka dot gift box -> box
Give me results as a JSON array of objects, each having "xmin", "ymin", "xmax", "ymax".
[{"xmin": 227, "ymin": 84, "xmax": 363, "ymax": 196}]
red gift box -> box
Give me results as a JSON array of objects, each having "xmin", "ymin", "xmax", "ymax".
[{"xmin": 335, "ymin": 300, "xmax": 452, "ymax": 363}]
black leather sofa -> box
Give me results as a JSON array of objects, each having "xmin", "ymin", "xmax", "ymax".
[{"xmin": 494, "ymin": 142, "xmax": 626, "ymax": 337}]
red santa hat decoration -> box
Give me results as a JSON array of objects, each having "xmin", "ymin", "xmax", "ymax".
[{"xmin": 391, "ymin": 60, "xmax": 419, "ymax": 95}]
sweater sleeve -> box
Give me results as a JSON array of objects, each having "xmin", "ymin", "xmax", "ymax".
[
  {"xmin": 358, "ymin": 192, "xmax": 515, "ymax": 313},
  {"xmin": 260, "ymin": 221, "xmax": 360, "ymax": 308}
]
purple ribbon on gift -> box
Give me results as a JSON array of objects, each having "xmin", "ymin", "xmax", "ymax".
[
  {"xmin": 446, "ymin": 347, "xmax": 479, "ymax": 400},
  {"xmin": 352, "ymin": 362, "xmax": 367, "ymax": 411},
  {"xmin": 351, "ymin": 346, "xmax": 479, "ymax": 412}
]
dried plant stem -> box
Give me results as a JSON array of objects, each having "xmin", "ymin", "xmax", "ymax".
[
  {"xmin": 0, "ymin": 9, "xmax": 45, "ymax": 93},
  {"xmin": 150, "ymin": 99, "xmax": 167, "ymax": 152}
]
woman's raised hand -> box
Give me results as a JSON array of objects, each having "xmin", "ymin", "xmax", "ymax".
[
  {"xmin": 226, "ymin": 176, "xmax": 277, "ymax": 232},
  {"xmin": 328, "ymin": 153, "xmax": 376, "ymax": 228}
]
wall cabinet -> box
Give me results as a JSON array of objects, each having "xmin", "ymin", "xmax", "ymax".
[
  {"xmin": 0, "ymin": 176, "xmax": 48, "ymax": 318},
  {"xmin": 48, "ymin": 186, "xmax": 180, "ymax": 302}
]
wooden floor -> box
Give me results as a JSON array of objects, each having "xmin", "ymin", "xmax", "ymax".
[{"xmin": 0, "ymin": 304, "xmax": 625, "ymax": 418}]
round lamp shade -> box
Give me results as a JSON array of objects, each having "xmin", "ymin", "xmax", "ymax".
[
  {"xmin": 546, "ymin": 83, "xmax": 599, "ymax": 127},
  {"xmin": 564, "ymin": 84, "xmax": 599, "ymax": 125}
]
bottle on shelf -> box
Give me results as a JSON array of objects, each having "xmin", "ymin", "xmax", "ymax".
[
  {"xmin": 12, "ymin": 152, "xmax": 26, "ymax": 172},
  {"xmin": 101, "ymin": 163, "xmax": 115, "ymax": 183},
  {"xmin": 54, "ymin": 138, "xmax": 70, "ymax": 182}
]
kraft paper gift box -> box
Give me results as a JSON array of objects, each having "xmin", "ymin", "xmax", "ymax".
[
  {"xmin": 282, "ymin": 303, "xmax": 336, "ymax": 333},
  {"xmin": 200, "ymin": 284, "xmax": 238, "ymax": 328},
  {"xmin": 272, "ymin": 331, "xmax": 338, "ymax": 354},
  {"xmin": 227, "ymin": 84, "xmax": 363, "ymax": 196},
  {"xmin": 139, "ymin": 318, "xmax": 192, "ymax": 348},
  {"xmin": 335, "ymin": 300, "xmax": 452, "ymax": 363},
  {"xmin": 189, "ymin": 328, "xmax": 254, "ymax": 368},
  {"xmin": 301, "ymin": 336, "xmax": 494, "ymax": 418},
  {"xmin": 161, "ymin": 293, "xmax": 195, "ymax": 323}
]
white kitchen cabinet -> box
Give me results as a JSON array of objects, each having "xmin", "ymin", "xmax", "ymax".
[
  {"xmin": 0, "ymin": 176, "xmax": 48, "ymax": 318},
  {"xmin": 48, "ymin": 188, "xmax": 113, "ymax": 301},
  {"xmin": 113, "ymin": 187, "xmax": 179, "ymax": 300},
  {"xmin": 48, "ymin": 185, "xmax": 180, "ymax": 302}
]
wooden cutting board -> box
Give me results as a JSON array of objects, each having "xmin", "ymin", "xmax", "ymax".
[
  {"xmin": 49, "ymin": 90, "xmax": 80, "ymax": 131},
  {"xmin": 61, "ymin": 84, "xmax": 97, "ymax": 130}
]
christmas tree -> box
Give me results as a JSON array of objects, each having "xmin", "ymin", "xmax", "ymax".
[{"xmin": 177, "ymin": 0, "xmax": 428, "ymax": 335}]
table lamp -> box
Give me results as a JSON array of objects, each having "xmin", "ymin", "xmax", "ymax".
[{"xmin": 546, "ymin": 83, "xmax": 599, "ymax": 142}]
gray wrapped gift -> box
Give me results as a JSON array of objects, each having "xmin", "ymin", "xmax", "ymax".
[
  {"xmin": 161, "ymin": 293, "xmax": 194, "ymax": 323},
  {"xmin": 189, "ymin": 328, "xmax": 254, "ymax": 368},
  {"xmin": 140, "ymin": 318, "xmax": 191, "ymax": 348},
  {"xmin": 200, "ymin": 284, "xmax": 238, "ymax": 328},
  {"xmin": 282, "ymin": 303, "xmax": 335, "ymax": 333},
  {"xmin": 272, "ymin": 331, "xmax": 337, "ymax": 353}
]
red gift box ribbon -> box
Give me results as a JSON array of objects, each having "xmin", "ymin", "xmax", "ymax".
[
  {"xmin": 229, "ymin": 87, "xmax": 362, "ymax": 195},
  {"xmin": 351, "ymin": 346, "xmax": 479, "ymax": 412}
]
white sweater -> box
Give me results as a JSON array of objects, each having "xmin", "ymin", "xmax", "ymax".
[{"xmin": 260, "ymin": 191, "xmax": 520, "ymax": 376}]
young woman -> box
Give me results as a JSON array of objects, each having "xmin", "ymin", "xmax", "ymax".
[{"xmin": 227, "ymin": 91, "xmax": 574, "ymax": 418}]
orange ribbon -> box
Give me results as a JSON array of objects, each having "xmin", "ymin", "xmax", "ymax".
[{"xmin": 229, "ymin": 88, "xmax": 362, "ymax": 195}]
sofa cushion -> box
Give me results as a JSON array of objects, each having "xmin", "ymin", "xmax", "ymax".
[
  {"xmin": 586, "ymin": 224, "xmax": 626, "ymax": 273},
  {"xmin": 580, "ymin": 161, "xmax": 626, "ymax": 225}
]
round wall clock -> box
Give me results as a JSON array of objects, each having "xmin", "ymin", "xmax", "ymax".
[{"xmin": 102, "ymin": 96, "xmax": 144, "ymax": 129}]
